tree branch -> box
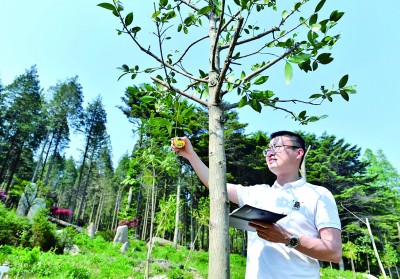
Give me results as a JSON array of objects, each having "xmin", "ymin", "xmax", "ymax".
[
  {"xmin": 223, "ymin": 96, "xmax": 322, "ymax": 111},
  {"xmin": 177, "ymin": 0, "xmax": 200, "ymax": 12},
  {"xmin": 220, "ymin": 26, "xmax": 280, "ymax": 50},
  {"xmin": 216, "ymin": 17, "xmax": 244, "ymax": 96},
  {"xmin": 234, "ymin": 42, "xmax": 300, "ymax": 88},
  {"xmin": 117, "ymin": 9, "xmax": 207, "ymax": 83},
  {"xmin": 151, "ymin": 76, "xmax": 208, "ymax": 107}
]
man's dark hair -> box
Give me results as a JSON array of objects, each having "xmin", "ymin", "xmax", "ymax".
[{"xmin": 270, "ymin": 130, "xmax": 306, "ymax": 152}]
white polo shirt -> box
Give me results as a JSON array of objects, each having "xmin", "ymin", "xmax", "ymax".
[{"xmin": 236, "ymin": 178, "xmax": 341, "ymax": 279}]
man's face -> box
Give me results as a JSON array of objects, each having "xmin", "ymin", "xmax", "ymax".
[{"xmin": 264, "ymin": 136, "xmax": 302, "ymax": 173}]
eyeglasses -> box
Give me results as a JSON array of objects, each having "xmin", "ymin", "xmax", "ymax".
[{"xmin": 262, "ymin": 145, "xmax": 301, "ymax": 156}]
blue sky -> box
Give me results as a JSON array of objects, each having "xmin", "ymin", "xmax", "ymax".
[{"xmin": 1, "ymin": 1, "xmax": 399, "ymax": 173}]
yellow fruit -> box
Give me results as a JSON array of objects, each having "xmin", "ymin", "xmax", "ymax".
[{"xmin": 174, "ymin": 138, "xmax": 185, "ymax": 148}]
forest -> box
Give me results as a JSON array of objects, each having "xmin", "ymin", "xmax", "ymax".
[{"xmin": 1, "ymin": 65, "xmax": 400, "ymax": 278}]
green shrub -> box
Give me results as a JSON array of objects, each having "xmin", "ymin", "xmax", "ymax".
[
  {"xmin": 0, "ymin": 202, "xmax": 32, "ymax": 246},
  {"xmin": 55, "ymin": 226, "xmax": 78, "ymax": 253},
  {"xmin": 166, "ymin": 266, "xmax": 194, "ymax": 279},
  {"xmin": 67, "ymin": 266, "xmax": 91, "ymax": 279},
  {"xmin": 32, "ymin": 209, "xmax": 57, "ymax": 251},
  {"xmin": 96, "ymin": 229, "xmax": 115, "ymax": 242}
]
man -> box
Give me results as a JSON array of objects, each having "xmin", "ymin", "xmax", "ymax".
[{"xmin": 171, "ymin": 131, "xmax": 342, "ymax": 278}]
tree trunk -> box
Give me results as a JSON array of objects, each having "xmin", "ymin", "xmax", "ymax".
[
  {"xmin": 75, "ymin": 148, "xmax": 95, "ymax": 225},
  {"xmin": 39, "ymin": 132, "xmax": 55, "ymax": 181},
  {"xmin": 145, "ymin": 167, "xmax": 157, "ymax": 279},
  {"xmin": 32, "ymin": 132, "xmax": 49, "ymax": 183},
  {"xmin": 366, "ymin": 218, "xmax": 387, "ymax": 278},
  {"xmin": 173, "ymin": 174, "xmax": 181, "ymax": 248},
  {"xmin": 5, "ymin": 142, "xmax": 24, "ymax": 192},
  {"xmin": 208, "ymin": 86, "xmax": 230, "ymax": 278},
  {"xmin": 207, "ymin": 10, "xmax": 230, "ymax": 279},
  {"xmin": 71, "ymin": 134, "xmax": 91, "ymax": 216},
  {"xmin": 44, "ymin": 128, "xmax": 63, "ymax": 186},
  {"xmin": 95, "ymin": 193, "xmax": 105, "ymax": 231}
]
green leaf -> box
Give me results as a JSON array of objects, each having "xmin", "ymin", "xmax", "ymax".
[
  {"xmin": 282, "ymin": 10, "xmax": 288, "ymax": 20},
  {"xmin": 317, "ymin": 53, "xmax": 333, "ymax": 64},
  {"xmin": 315, "ymin": 0, "xmax": 326, "ymax": 13},
  {"xmin": 288, "ymin": 54, "xmax": 312, "ymax": 64},
  {"xmin": 125, "ymin": 12, "xmax": 133, "ymax": 26},
  {"xmin": 340, "ymin": 90, "xmax": 349, "ymax": 101},
  {"xmin": 160, "ymin": 0, "xmax": 168, "ymax": 6},
  {"xmin": 311, "ymin": 23, "xmax": 321, "ymax": 32},
  {"xmin": 339, "ymin": 74, "xmax": 349, "ymax": 88},
  {"xmin": 250, "ymin": 99, "xmax": 262, "ymax": 113},
  {"xmin": 284, "ymin": 62, "xmax": 293, "ymax": 85},
  {"xmin": 97, "ymin": 3, "xmax": 116, "ymax": 11},
  {"xmin": 139, "ymin": 96, "xmax": 156, "ymax": 103},
  {"xmin": 309, "ymin": 13, "xmax": 318, "ymax": 25},
  {"xmin": 122, "ymin": 64, "xmax": 129, "ymax": 71},
  {"xmin": 238, "ymin": 96, "xmax": 247, "ymax": 108},
  {"xmin": 298, "ymin": 110, "xmax": 306, "ymax": 119},
  {"xmin": 198, "ymin": 6, "xmax": 212, "ymax": 15},
  {"xmin": 254, "ymin": 76, "xmax": 269, "ymax": 85},
  {"xmin": 309, "ymin": 93, "xmax": 322, "ymax": 99}
]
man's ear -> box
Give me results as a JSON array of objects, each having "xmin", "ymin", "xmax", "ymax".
[{"xmin": 297, "ymin": 148, "xmax": 305, "ymax": 160}]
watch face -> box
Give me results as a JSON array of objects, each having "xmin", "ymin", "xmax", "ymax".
[
  {"xmin": 289, "ymin": 238, "xmax": 298, "ymax": 247},
  {"xmin": 289, "ymin": 234, "xmax": 299, "ymax": 248}
]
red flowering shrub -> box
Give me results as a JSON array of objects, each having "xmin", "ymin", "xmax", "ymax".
[
  {"xmin": 50, "ymin": 206, "xmax": 74, "ymax": 220},
  {"xmin": 118, "ymin": 217, "xmax": 139, "ymax": 229}
]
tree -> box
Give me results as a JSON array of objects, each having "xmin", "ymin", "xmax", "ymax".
[
  {"xmin": 38, "ymin": 77, "xmax": 84, "ymax": 186},
  {"xmin": 0, "ymin": 65, "xmax": 45, "ymax": 191},
  {"xmin": 100, "ymin": 1, "xmax": 355, "ymax": 276},
  {"xmin": 72, "ymin": 96, "xmax": 108, "ymax": 224}
]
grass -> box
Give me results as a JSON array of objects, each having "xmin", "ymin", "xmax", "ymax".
[{"xmin": 0, "ymin": 232, "xmax": 371, "ymax": 279}]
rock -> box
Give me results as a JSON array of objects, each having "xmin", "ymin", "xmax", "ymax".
[
  {"xmin": 87, "ymin": 222, "xmax": 95, "ymax": 238},
  {"xmin": 26, "ymin": 198, "xmax": 46, "ymax": 222},
  {"xmin": 64, "ymin": 244, "xmax": 80, "ymax": 256},
  {"xmin": 16, "ymin": 183, "xmax": 38, "ymax": 216},
  {"xmin": 113, "ymin": 225, "xmax": 128, "ymax": 245},
  {"xmin": 120, "ymin": 241, "xmax": 130, "ymax": 254}
]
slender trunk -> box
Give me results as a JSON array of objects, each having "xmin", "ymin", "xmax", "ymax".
[
  {"xmin": 366, "ymin": 218, "xmax": 387, "ymax": 278},
  {"xmin": 44, "ymin": 128, "xmax": 63, "ymax": 186},
  {"xmin": 173, "ymin": 174, "xmax": 181, "ymax": 248},
  {"xmin": 112, "ymin": 188, "xmax": 121, "ymax": 230},
  {"xmin": 96, "ymin": 193, "xmax": 105, "ymax": 231},
  {"xmin": 39, "ymin": 132, "xmax": 55, "ymax": 180},
  {"xmin": 141, "ymin": 184, "xmax": 150, "ymax": 241},
  {"xmin": 75, "ymin": 148, "xmax": 95, "ymax": 225},
  {"xmin": 350, "ymin": 257, "xmax": 356, "ymax": 279},
  {"xmin": 208, "ymin": 12, "xmax": 230, "ymax": 279},
  {"xmin": 71, "ymin": 134, "xmax": 91, "ymax": 216},
  {"xmin": 145, "ymin": 167, "xmax": 157, "ymax": 279},
  {"xmin": 88, "ymin": 194, "xmax": 96, "ymax": 223},
  {"xmin": 31, "ymin": 132, "xmax": 50, "ymax": 183},
  {"xmin": 5, "ymin": 143, "xmax": 24, "ymax": 192},
  {"xmin": 126, "ymin": 186, "xmax": 132, "ymax": 211},
  {"xmin": 0, "ymin": 143, "xmax": 13, "ymax": 185}
]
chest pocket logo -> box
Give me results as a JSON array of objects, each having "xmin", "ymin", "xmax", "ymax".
[{"xmin": 292, "ymin": 201, "xmax": 301, "ymax": 210}]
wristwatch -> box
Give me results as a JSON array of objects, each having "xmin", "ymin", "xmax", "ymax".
[{"xmin": 286, "ymin": 234, "xmax": 299, "ymax": 248}]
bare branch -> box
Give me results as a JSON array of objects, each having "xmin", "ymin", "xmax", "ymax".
[
  {"xmin": 224, "ymin": 97, "xmax": 322, "ymax": 111},
  {"xmin": 151, "ymin": 76, "xmax": 208, "ymax": 107},
  {"xmin": 177, "ymin": 0, "xmax": 200, "ymax": 12},
  {"xmin": 117, "ymin": 8, "xmax": 207, "ymax": 83},
  {"xmin": 220, "ymin": 26, "xmax": 280, "ymax": 50},
  {"xmin": 173, "ymin": 35, "xmax": 209, "ymax": 66},
  {"xmin": 154, "ymin": 3, "xmax": 170, "ymax": 87},
  {"xmin": 236, "ymin": 43, "xmax": 300, "ymax": 86},
  {"xmin": 216, "ymin": 17, "xmax": 244, "ymax": 95}
]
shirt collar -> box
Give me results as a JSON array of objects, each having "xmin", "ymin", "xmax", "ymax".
[{"xmin": 272, "ymin": 177, "xmax": 306, "ymax": 190}]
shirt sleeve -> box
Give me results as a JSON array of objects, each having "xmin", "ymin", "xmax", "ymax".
[{"xmin": 315, "ymin": 189, "xmax": 341, "ymax": 231}]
